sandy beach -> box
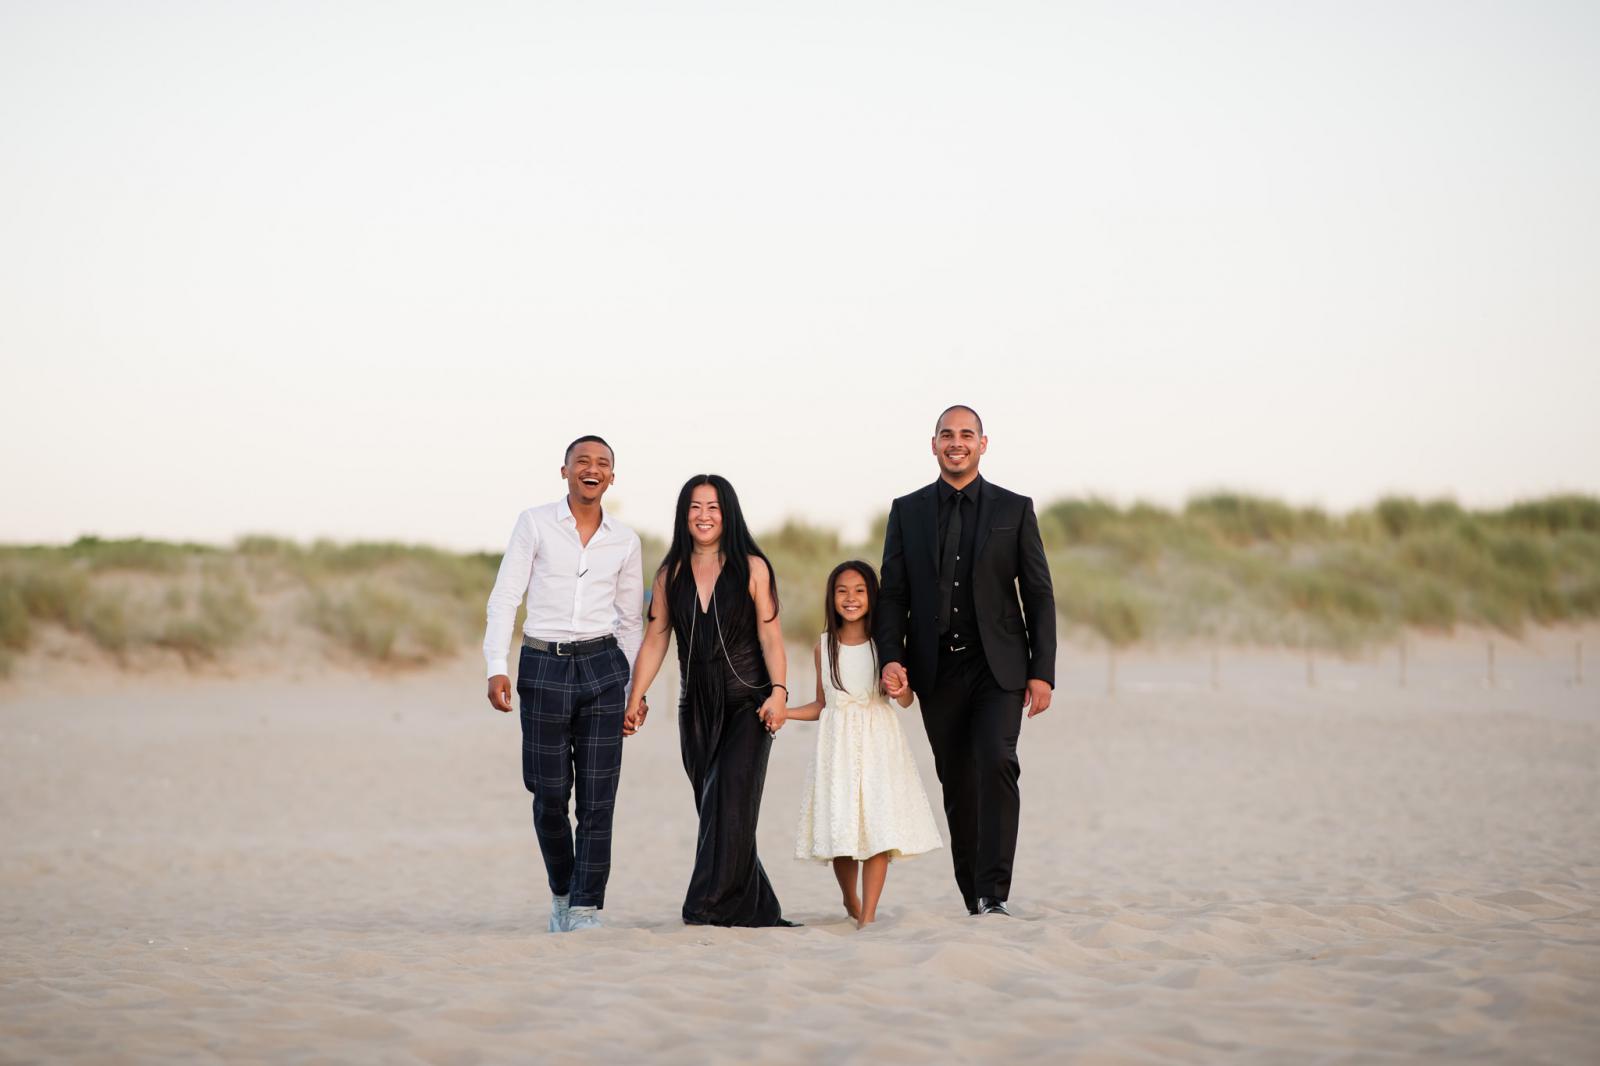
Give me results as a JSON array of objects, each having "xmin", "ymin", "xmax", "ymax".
[{"xmin": 2, "ymin": 629, "xmax": 1597, "ymax": 1063}]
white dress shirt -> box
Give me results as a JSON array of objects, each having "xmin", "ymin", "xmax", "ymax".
[{"xmin": 483, "ymin": 496, "xmax": 645, "ymax": 680}]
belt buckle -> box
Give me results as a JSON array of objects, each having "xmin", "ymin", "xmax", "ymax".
[{"xmin": 554, "ymin": 641, "xmax": 573, "ymax": 657}]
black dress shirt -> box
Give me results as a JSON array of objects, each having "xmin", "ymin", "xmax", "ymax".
[{"xmin": 936, "ymin": 475, "xmax": 982, "ymax": 646}]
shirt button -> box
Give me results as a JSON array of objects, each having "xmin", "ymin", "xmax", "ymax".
[{"xmin": 954, "ymin": 581, "xmax": 960, "ymax": 587}]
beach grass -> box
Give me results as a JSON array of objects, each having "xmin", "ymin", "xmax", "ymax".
[
  {"xmin": 2, "ymin": 494, "xmax": 1597, "ymax": 674},
  {"xmin": 1036, "ymin": 493, "xmax": 1600, "ymax": 649}
]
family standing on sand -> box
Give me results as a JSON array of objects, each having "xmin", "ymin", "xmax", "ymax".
[{"xmin": 482, "ymin": 406, "xmax": 1056, "ymax": 932}]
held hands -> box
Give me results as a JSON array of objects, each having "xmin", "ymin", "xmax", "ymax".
[
  {"xmin": 880, "ymin": 662, "xmax": 910, "ymax": 701},
  {"xmin": 1023, "ymin": 678, "xmax": 1053, "ymax": 718},
  {"xmin": 623, "ymin": 694, "xmax": 650, "ymax": 737},
  {"xmin": 758, "ymin": 692, "xmax": 788, "ymax": 735}
]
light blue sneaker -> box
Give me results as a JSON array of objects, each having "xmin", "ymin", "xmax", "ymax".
[
  {"xmin": 548, "ymin": 895, "xmax": 570, "ymax": 933},
  {"xmin": 566, "ymin": 906, "xmax": 601, "ymax": 931}
]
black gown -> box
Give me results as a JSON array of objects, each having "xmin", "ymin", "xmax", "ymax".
[{"xmin": 671, "ymin": 566, "xmax": 788, "ymax": 927}]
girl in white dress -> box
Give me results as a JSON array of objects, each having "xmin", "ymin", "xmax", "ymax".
[{"xmin": 788, "ymin": 561, "xmax": 942, "ymax": 928}]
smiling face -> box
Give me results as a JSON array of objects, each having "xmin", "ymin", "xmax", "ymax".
[
  {"xmin": 686, "ymin": 483, "xmax": 723, "ymax": 550},
  {"xmin": 832, "ymin": 568, "xmax": 870, "ymax": 627},
  {"xmin": 932, "ymin": 407, "xmax": 986, "ymax": 480},
  {"xmin": 562, "ymin": 440, "xmax": 615, "ymax": 506}
]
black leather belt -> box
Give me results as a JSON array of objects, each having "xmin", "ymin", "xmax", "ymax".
[{"xmin": 523, "ymin": 634, "xmax": 618, "ymax": 657}]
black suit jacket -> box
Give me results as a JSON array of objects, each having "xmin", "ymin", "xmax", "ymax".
[{"xmin": 874, "ymin": 478, "xmax": 1056, "ymax": 696}]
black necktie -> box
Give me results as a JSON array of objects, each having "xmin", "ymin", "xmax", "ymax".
[{"xmin": 937, "ymin": 490, "xmax": 963, "ymax": 633}]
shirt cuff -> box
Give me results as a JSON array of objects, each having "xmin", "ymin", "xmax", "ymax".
[{"xmin": 487, "ymin": 659, "xmax": 509, "ymax": 680}]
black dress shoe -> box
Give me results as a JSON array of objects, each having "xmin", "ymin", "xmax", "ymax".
[{"xmin": 977, "ymin": 897, "xmax": 1011, "ymax": 916}]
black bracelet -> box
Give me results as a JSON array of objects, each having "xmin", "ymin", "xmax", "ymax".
[{"xmin": 771, "ymin": 683, "xmax": 788, "ymax": 694}]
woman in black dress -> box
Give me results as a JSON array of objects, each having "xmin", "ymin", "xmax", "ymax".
[{"xmin": 624, "ymin": 475, "xmax": 795, "ymax": 926}]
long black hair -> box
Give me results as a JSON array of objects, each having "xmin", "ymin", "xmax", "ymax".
[
  {"xmin": 654, "ymin": 474, "xmax": 780, "ymax": 625},
  {"xmin": 823, "ymin": 560, "xmax": 879, "ymax": 690}
]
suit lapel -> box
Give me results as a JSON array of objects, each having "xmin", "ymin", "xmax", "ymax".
[
  {"xmin": 975, "ymin": 480, "xmax": 997, "ymax": 558},
  {"xmin": 918, "ymin": 483, "xmax": 939, "ymax": 574}
]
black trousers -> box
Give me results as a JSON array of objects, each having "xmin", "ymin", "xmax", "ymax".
[{"xmin": 919, "ymin": 645, "xmax": 1025, "ymax": 909}]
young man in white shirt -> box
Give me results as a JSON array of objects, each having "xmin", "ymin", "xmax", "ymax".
[{"xmin": 484, "ymin": 435, "xmax": 645, "ymax": 932}]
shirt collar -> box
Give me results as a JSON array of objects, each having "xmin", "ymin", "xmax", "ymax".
[
  {"xmin": 557, "ymin": 495, "xmax": 612, "ymax": 531},
  {"xmin": 937, "ymin": 474, "xmax": 984, "ymax": 504}
]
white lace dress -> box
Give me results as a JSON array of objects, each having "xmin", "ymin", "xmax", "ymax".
[{"xmin": 794, "ymin": 637, "xmax": 944, "ymax": 862}]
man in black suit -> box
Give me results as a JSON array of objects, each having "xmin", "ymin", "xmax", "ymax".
[{"xmin": 875, "ymin": 405, "xmax": 1056, "ymax": 916}]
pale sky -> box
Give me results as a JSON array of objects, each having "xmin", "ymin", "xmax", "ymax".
[{"xmin": 3, "ymin": 1, "xmax": 1597, "ymax": 550}]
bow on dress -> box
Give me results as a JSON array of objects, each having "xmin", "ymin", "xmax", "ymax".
[{"xmin": 830, "ymin": 689, "xmax": 879, "ymax": 714}]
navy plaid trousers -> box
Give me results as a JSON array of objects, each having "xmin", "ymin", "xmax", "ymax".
[{"xmin": 516, "ymin": 642, "xmax": 630, "ymax": 908}]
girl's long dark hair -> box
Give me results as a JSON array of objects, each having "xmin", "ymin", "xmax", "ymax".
[
  {"xmin": 823, "ymin": 560, "xmax": 879, "ymax": 690},
  {"xmin": 655, "ymin": 474, "xmax": 780, "ymax": 625}
]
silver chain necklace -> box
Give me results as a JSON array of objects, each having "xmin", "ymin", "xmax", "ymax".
[{"xmin": 684, "ymin": 570, "xmax": 767, "ymax": 693}]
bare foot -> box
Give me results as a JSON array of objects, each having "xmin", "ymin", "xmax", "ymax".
[
  {"xmin": 856, "ymin": 914, "xmax": 876, "ymax": 930},
  {"xmin": 842, "ymin": 893, "xmax": 862, "ymax": 922}
]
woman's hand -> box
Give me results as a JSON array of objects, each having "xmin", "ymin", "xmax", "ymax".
[
  {"xmin": 759, "ymin": 692, "xmax": 787, "ymax": 734},
  {"xmin": 623, "ymin": 694, "xmax": 650, "ymax": 737},
  {"xmin": 623, "ymin": 569, "xmax": 672, "ymax": 740},
  {"xmin": 747, "ymin": 555, "xmax": 789, "ymax": 736}
]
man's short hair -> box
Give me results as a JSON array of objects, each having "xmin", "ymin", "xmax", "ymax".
[
  {"xmin": 935, "ymin": 405, "xmax": 983, "ymax": 436},
  {"xmin": 564, "ymin": 435, "xmax": 614, "ymax": 464}
]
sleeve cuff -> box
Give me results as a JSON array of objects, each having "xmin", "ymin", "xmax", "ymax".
[{"xmin": 487, "ymin": 659, "xmax": 509, "ymax": 680}]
